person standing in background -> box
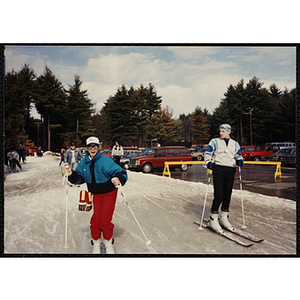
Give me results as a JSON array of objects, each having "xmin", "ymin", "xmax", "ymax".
[
  {"xmin": 111, "ymin": 142, "xmax": 123, "ymax": 165},
  {"xmin": 64, "ymin": 142, "xmax": 82, "ymax": 171}
]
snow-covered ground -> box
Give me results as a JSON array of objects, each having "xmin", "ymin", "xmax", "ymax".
[{"xmin": 4, "ymin": 154, "xmax": 296, "ymax": 255}]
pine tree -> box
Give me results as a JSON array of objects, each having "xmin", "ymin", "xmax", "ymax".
[
  {"xmin": 5, "ymin": 64, "xmax": 36, "ymax": 147},
  {"xmin": 98, "ymin": 83, "xmax": 162, "ymax": 147},
  {"xmin": 189, "ymin": 106, "xmax": 209, "ymax": 145},
  {"xmin": 179, "ymin": 113, "xmax": 192, "ymax": 143},
  {"xmin": 146, "ymin": 106, "xmax": 182, "ymax": 145},
  {"xmin": 65, "ymin": 75, "xmax": 95, "ymax": 145},
  {"xmin": 33, "ymin": 66, "xmax": 67, "ymax": 151},
  {"xmin": 244, "ymin": 77, "xmax": 273, "ymax": 144},
  {"xmin": 272, "ymin": 88, "xmax": 295, "ymax": 142}
]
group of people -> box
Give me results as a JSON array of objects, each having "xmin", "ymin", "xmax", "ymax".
[
  {"xmin": 5, "ymin": 144, "xmax": 29, "ymax": 172},
  {"xmin": 5, "ymin": 123, "xmax": 243, "ymax": 254},
  {"xmin": 61, "ymin": 123, "xmax": 243, "ymax": 254},
  {"xmin": 6, "ymin": 148, "xmax": 23, "ymax": 173},
  {"xmin": 61, "ymin": 141, "xmax": 124, "ymax": 170}
]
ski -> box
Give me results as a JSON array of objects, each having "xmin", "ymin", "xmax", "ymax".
[
  {"xmin": 203, "ymin": 218, "xmax": 264, "ymax": 243},
  {"xmin": 193, "ymin": 222, "xmax": 254, "ymax": 247},
  {"xmin": 224, "ymin": 228, "xmax": 264, "ymax": 243}
]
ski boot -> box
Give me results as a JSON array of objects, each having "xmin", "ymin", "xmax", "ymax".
[
  {"xmin": 91, "ymin": 239, "xmax": 101, "ymax": 254},
  {"xmin": 208, "ymin": 213, "xmax": 223, "ymax": 233},
  {"xmin": 103, "ymin": 238, "xmax": 115, "ymax": 254},
  {"xmin": 219, "ymin": 211, "xmax": 235, "ymax": 231}
]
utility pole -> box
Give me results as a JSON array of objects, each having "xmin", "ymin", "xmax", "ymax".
[
  {"xmin": 248, "ymin": 107, "xmax": 254, "ymax": 145},
  {"xmin": 34, "ymin": 121, "xmax": 43, "ymax": 148}
]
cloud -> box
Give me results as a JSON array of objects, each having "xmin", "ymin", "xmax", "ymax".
[
  {"xmin": 80, "ymin": 52, "xmax": 242, "ymax": 116},
  {"xmin": 5, "ymin": 46, "xmax": 296, "ymax": 119}
]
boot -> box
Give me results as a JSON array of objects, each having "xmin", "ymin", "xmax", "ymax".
[
  {"xmin": 219, "ymin": 211, "xmax": 235, "ymax": 231},
  {"xmin": 91, "ymin": 239, "xmax": 101, "ymax": 254},
  {"xmin": 103, "ymin": 238, "xmax": 115, "ymax": 254},
  {"xmin": 208, "ymin": 213, "xmax": 223, "ymax": 233}
]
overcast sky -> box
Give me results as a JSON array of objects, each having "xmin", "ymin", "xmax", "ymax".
[{"xmin": 5, "ymin": 45, "xmax": 296, "ymax": 118}]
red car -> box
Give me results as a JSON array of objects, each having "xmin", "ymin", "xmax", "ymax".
[
  {"xmin": 240, "ymin": 146, "xmax": 256, "ymax": 159},
  {"xmin": 242, "ymin": 145, "xmax": 280, "ymax": 161},
  {"xmin": 128, "ymin": 146, "xmax": 192, "ymax": 173}
]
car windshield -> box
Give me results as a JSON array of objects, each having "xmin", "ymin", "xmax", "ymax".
[
  {"xmin": 144, "ymin": 148, "xmax": 157, "ymax": 156},
  {"xmin": 197, "ymin": 149, "xmax": 206, "ymax": 153},
  {"xmin": 278, "ymin": 148, "xmax": 293, "ymax": 154},
  {"xmin": 127, "ymin": 152, "xmax": 143, "ymax": 158},
  {"xmin": 255, "ymin": 146, "xmax": 265, "ymax": 150}
]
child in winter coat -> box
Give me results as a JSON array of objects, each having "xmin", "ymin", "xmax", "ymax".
[{"xmin": 64, "ymin": 136, "xmax": 127, "ymax": 254}]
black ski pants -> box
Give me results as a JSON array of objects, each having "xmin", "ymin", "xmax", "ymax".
[{"xmin": 211, "ymin": 164, "xmax": 236, "ymax": 214}]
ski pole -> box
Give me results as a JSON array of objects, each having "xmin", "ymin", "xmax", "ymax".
[
  {"xmin": 64, "ymin": 163, "xmax": 70, "ymax": 251},
  {"xmin": 117, "ymin": 185, "xmax": 151, "ymax": 245},
  {"xmin": 199, "ymin": 167, "xmax": 212, "ymax": 230},
  {"xmin": 239, "ymin": 166, "xmax": 247, "ymax": 229}
]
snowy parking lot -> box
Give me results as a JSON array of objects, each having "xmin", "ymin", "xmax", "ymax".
[{"xmin": 3, "ymin": 154, "xmax": 296, "ymax": 255}]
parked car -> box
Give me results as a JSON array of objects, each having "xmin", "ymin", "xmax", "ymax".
[
  {"xmin": 240, "ymin": 146, "xmax": 256, "ymax": 160},
  {"xmin": 192, "ymin": 148, "xmax": 206, "ymax": 161},
  {"xmin": 189, "ymin": 146, "xmax": 202, "ymax": 155},
  {"xmin": 129, "ymin": 146, "xmax": 193, "ymax": 173},
  {"xmin": 280, "ymin": 153, "xmax": 296, "ymax": 167},
  {"xmin": 262, "ymin": 147, "xmax": 296, "ymax": 162},
  {"xmin": 102, "ymin": 147, "xmax": 141, "ymax": 157},
  {"xmin": 242, "ymin": 145, "xmax": 281, "ymax": 161},
  {"xmin": 265, "ymin": 142, "xmax": 296, "ymax": 148},
  {"xmin": 120, "ymin": 151, "xmax": 144, "ymax": 170}
]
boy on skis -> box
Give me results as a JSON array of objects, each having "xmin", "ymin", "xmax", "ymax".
[
  {"xmin": 204, "ymin": 124, "xmax": 244, "ymax": 233},
  {"xmin": 64, "ymin": 136, "xmax": 128, "ymax": 254}
]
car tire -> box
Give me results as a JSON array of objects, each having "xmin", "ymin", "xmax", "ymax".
[
  {"xmin": 253, "ymin": 156, "xmax": 261, "ymax": 161},
  {"xmin": 123, "ymin": 162, "xmax": 129, "ymax": 170},
  {"xmin": 142, "ymin": 163, "xmax": 152, "ymax": 173},
  {"xmin": 196, "ymin": 155, "xmax": 203, "ymax": 161},
  {"xmin": 180, "ymin": 163, "xmax": 188, "ymax": 171}
]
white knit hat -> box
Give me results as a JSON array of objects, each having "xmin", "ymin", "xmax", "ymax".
[
  {"xmin": 219, "ymin": 124, "xmax": 231, "ymax": 131},
  {"xmin": 86, "ymin": 136, "xmax": 100, "ymax": 146}
]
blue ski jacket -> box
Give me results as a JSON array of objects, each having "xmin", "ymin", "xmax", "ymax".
[{"xmin": 68, "ymin": 150, "xmax": 127, "ymax": 194}]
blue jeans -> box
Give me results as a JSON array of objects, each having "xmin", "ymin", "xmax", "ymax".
[{"xmin": 70, "ymin": 162, "xmax": 78, "ymax": 171}]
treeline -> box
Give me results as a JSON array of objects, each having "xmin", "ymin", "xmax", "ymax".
[
  {"xmin": 85, "ymin": 76, "xmax": 296, "ymax": 148},
  {"xmin": 5, "ymin": 64, "xmax": 295, "ymax": 152},
  {"xmin": 208, "ymin": 77, "xmax": 295, "ymax": 145}
]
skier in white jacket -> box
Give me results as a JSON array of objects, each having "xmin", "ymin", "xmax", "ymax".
[{"xmin": 204, "ymin": 123, "xmax": 244, "ymax": 233}]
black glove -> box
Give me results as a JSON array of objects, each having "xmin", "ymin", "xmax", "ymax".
[
  {"xmin": 236, "ymin": 159, "xmax": 244, "ymax": 167},
  {"xmin": 206, "ymin": 161, "xmax": 214, "ymax": 170}
]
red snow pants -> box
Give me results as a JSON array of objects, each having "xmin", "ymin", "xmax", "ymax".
[{"xmin": 90, "ymin": 189, "xmax": 117, "ymax": 241}]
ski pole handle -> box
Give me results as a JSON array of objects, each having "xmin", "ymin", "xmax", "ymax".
[{"xmin": 111, "ymin": 177, "xmax": 121, "ymax": 187}]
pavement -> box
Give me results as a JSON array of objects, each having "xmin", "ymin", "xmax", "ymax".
[{"xmin": 153, "ymin": 164, "xmax": 296, "ymax": 201}]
